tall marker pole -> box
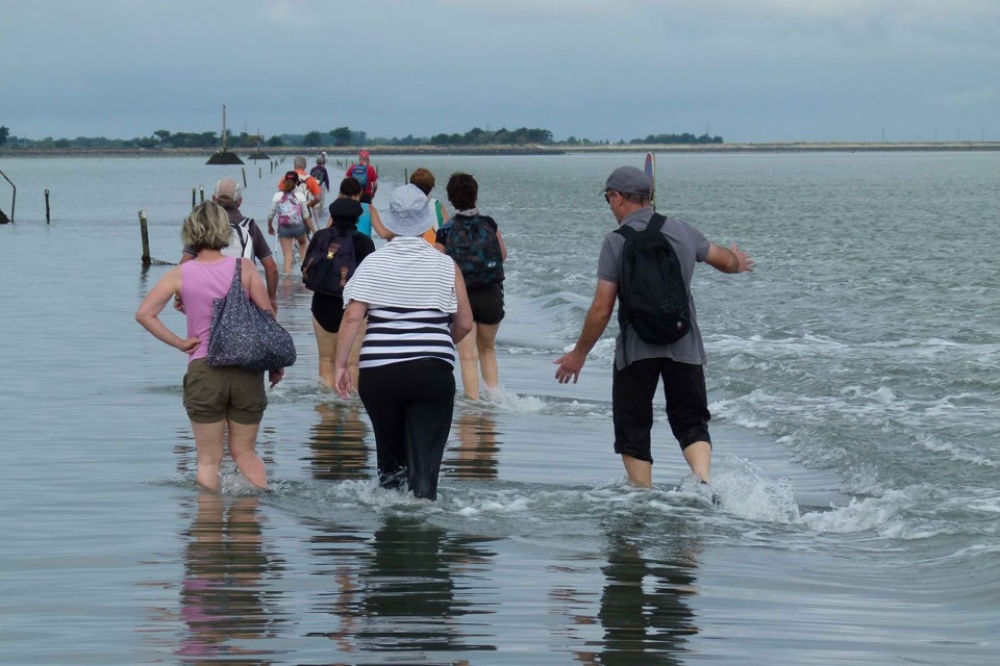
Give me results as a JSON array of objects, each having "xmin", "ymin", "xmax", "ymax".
[{"xmin": 644, "ymin": 151, "xmax": 656, "ymax": 212}]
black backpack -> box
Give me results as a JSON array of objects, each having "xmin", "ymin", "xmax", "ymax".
[
  {"xmin": 309, "ymin": 165, "xmax": 327, "ymax": 189},
  {"xmin": 302, "ymin": 229, "xmax": 358, "ymax": 297},
  {"xmin": 444, "ymin": 215, "xmax": 504, "ymax": 289},
  {"xmin": 615, "ymin": 214, "xmax": 691, "ymax": 344}
]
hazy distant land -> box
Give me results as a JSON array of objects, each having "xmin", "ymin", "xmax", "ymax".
[{"xmin": 1, "ymin": 141, "xmax": 998, "ymax": 158}]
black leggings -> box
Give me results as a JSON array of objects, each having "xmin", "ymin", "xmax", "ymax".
[{"xmin": 358, "ymin": 359, "xmax": 456, "ymax": 500}]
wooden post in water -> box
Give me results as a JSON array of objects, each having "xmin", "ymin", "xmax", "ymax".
[
  {"xmin": 259, "ymin": 167, "xmax": 262, "ymax": 179},
  {"xmin": 0, "ymin": 166, "xmax": 16, "ymax": 223},
  {"xmin": 139, "ymin": 210, "xmax": 151, "ymax": 266},
  {"xmin": 44, "ymin": 189, "xmax": 50, "ymax": 224},
  {"xmin": 191, "ymin": 187, "xmax": 196, "ymax": 208},
  {"xmin": 241, "ymin": 168, "xmax": 247, "ymax": 188},
  {"xmin": 199, "ymin": 186, "xmax": 205, "ymax": 203}
]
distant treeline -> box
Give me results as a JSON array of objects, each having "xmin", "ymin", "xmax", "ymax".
[
  {"xmin": 0, "ymin": 125, "xmax": 724, "ymax": 150},
  {"xmin": 629, "ymin": 133, "xmax": 723, "ymax": 145}
]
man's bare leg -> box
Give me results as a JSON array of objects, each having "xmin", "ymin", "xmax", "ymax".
[{"xmin": 682, "ymin": 440, "xmax": 712, "ymax": 483}]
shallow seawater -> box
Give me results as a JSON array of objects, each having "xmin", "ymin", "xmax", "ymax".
[{"xmin": 1, "ymin": 152, "xmax": 999, "ymax": 664}]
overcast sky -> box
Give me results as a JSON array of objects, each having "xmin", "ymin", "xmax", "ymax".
[{"xmin": 2, "ymin": 0, "xmax": 997, "ymax": 143}]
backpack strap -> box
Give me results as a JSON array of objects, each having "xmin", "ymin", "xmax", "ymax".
[
  {"xmin": 232, "ymin": 217, "xmax": 251, "ymax": 257},
  {"xmin": 646, "ymin": 213, "xmax": 667, "ymax": 234},
  {"xmin": 615, "ymin": 214, "xmax": 666, "ymax": 239}
]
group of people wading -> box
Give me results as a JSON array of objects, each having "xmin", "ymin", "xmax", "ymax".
[{"xmin": 136, "ymin": 156, "xmax": 752, "ymax": 502}]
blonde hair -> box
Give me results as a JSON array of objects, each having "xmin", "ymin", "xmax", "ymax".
[{"xmin": 181, "ymin": 201, "xmax": 231, "ymax": 252}]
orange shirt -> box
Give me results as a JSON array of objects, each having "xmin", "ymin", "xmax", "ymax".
[{"xmin": 276, "ymin": 169, "xmax": 322, "ymax": 200}]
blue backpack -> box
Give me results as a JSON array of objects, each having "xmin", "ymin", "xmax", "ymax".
[{"xmin": 351, "ymin": 163, "xmax": 369, "ymax": 188}]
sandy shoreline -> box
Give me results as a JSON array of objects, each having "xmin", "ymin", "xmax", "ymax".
[{"xmin": 2, "ymin": 141, "xmax": 999, "ymax": 159}]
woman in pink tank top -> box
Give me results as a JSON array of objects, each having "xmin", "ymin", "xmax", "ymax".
[{"xmin": 136, "ymin": 202, "xmax": 285, "ymax": 491}]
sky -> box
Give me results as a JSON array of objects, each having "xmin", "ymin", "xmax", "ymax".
[{"xmin": 1, "ymin": 0, "xmax": 998, "ymax": 143}]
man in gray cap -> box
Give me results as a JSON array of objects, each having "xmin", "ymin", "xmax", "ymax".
[{"xmin": 554, "ymin": 165, "xmax": 753, "ymax": 490}]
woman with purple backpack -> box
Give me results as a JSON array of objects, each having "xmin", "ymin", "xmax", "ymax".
[{"xmin": 267, "ymin": 171, "xmax": 315, "ymax": 276}]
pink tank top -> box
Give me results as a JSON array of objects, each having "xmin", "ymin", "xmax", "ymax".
[{"xmin": 180, "ymin": 257, "xmax": 238, "ymax": 361}]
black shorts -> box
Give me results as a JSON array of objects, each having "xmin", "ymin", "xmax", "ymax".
[
  {"xmin": 612, "ymin": 357, "xmax": 711, "ymax": 463},
  {"xmin": 467, "ymin": 282, "xmax": 505, "ymax": 325},
  {"xmin": 312, "ymin": 292, "xmax": 345, "ymax": 333}
]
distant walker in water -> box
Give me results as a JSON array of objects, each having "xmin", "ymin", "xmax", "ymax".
[
  {"xmin": 345, "ymin": 149, "xmax": 378, "ymax": 204},
  {"xmin": 267, "ymin": 170, "xmax": 316, "ymax": 276},
  {"xmin": 554, "ymin": 166, "xmax": 753, "ymax": 487}
]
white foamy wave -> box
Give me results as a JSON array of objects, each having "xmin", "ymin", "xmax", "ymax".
[
  {"xmin": 436, "ymin": 481, "xmax": 710, "ymax": 526},
  {"xmin": 471, "ymin": 387, "xmax": 608, "ymax": 418},
  {"xmin": 268, "ymin": 478, "xmax": 442, "ymax": 518},
  {"xmin": 480, "ymin": 386, "xmax": 548, "ymax": 414},
  {"xmin": 708, "ymin": 333, "xmax": 850, "ymax": 358},
  {"xmin": 799, "ymin": 490, "xmax": 907, "ymax": 534},
  {"xmin": 916, "ymin": 434, "xmax": 1000, "ymax": 468},
  {"xmin": 709, "ymin": 458, "xmax": 800, "ymax": 523},
  {"xmin": 710, "ymin": 396, "xmax": 773, "ymax": 430}
]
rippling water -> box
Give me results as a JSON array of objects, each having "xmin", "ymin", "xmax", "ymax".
[{"xmin": 1, "ymin": 151, "xmax": 998, "ymax": 664}]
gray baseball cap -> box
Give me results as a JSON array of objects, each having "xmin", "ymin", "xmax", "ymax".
[{"xmin": 604, "ymin": 166, "xmax": 652, "ymax": 196}]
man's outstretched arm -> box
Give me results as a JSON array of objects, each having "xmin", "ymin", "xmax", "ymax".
[
  {"xmin": 705, "ymin": 242, "xmax": 754, "ymax": 274},
  {"xmin": 554, "ymin": 279, "xmax": 618, "ymax": 384}
]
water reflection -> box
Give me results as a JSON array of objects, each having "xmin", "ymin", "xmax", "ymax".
[
  {"xmin": 597, "ymin": 535, "xmax": 699, "ymax": 664},
  {"xmin": 176, "ymin": 494, "xmax": 284, "ymax": 663},
  {"xmin": 306, "ymin": 402, "xmax": 371, "ymax": 481},
  {"xmin": 444, "ymin": 410, "xmax": 500, "ymax": 480},
  {"xmin": 307, "ymin": 516, "xmax": 499, "ymax": 656},
  {"xmin": 551, "ymin": 517, "xmax": 701, "ymax": 665}
]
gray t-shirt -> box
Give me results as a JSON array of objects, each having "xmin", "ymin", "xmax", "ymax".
[
  {"xmin": 182, "ymin": 207, "xmax": 273, "ymax": 262},
  {"xmin": 597, "ymin": 206, "xmax": 711, "ymax": 369}
]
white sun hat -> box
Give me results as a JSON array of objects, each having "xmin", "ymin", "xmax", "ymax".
[{"xmin": 381, "ymin": 184, "xmax": 437, "ymax": 237}]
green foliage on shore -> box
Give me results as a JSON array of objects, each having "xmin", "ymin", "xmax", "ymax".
[
  {"xmin": 0, "ymin": 125, "xmax": 724, "ymax": 151},
  {"xmin": 630, "ymin": 133, "xmax": 723, "ymax": 145}
]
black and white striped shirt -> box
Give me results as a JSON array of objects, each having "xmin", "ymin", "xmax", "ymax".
[
  {"xmin": 360, "ymin": 307, "xmax": 457, "ymax": 368},
  {"xmin": 342, "ymin": 236, "xmax": 460, "ymax": 369}
]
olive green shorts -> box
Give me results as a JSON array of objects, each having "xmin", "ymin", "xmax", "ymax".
[{"xmin": 182, "ymin": 359, "xmax": 267, "ymax": 424}]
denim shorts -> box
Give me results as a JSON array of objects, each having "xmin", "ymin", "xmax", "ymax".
[{"xmin": 277, "ymin": 223, "xmax": 307, "ymax": 239}]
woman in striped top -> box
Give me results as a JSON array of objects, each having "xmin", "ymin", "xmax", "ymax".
[{"xmin": 335, "ymin": 184, "xmax": 473, "ymax": 500}]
